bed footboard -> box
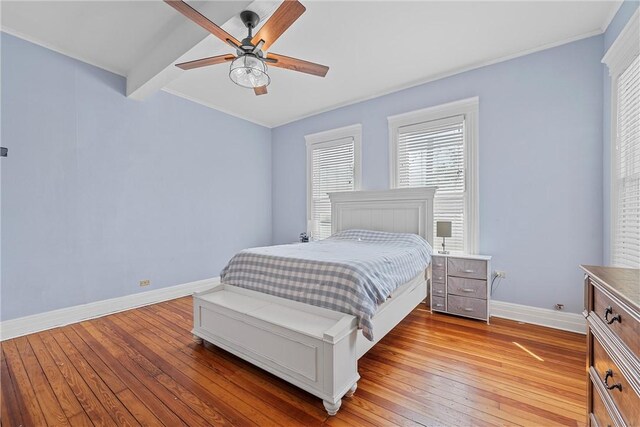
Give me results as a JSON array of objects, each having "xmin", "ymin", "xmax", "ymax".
[{"xmin": 192, "ymin": 283, "xmax": 360, "ymax": 416}]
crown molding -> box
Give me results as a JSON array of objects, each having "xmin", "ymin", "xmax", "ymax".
[
  {"xmin": 271, "ymin": 29, "xmax": 602, "ymax": 128},
  {"xmin": 602, "ymin": 8, "xmax": 639, "ymax": 76},
  {"xmin": 1, "ymin": 26, "xmax": 125, "ymax": 76}
]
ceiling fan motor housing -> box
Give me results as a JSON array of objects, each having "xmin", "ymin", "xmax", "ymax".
[{"xmin": 240, "ymin": 10, "xmax": 260, "ymax": 30}]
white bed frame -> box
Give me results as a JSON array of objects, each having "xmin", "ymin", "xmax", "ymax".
[{"xmin": 192, "ymin": 187, "xmax": 436, "ymax": 415}]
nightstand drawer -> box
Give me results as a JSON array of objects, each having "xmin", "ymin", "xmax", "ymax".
[
  {"xmin": 448, "ymin": 258, "xmax": 487, "ymax": 280},
  {"xmin": 432, "ymin": 281, "xmax": 446, "ymax": 298},
  {"xmin": 448, "ymin": 277, "xmax": 487, "ymax": 300},
  {"xmin": 432, "ymin": 257, "xmax": 446, "ymax": 270},
  {"xmin": 433, "ymin": 269, "xmax": 446, "ymax": 284},
  {"xmin": 447, "ymin": 295, "xmax": 487, "ymax": 319},
  {"xmin": 432, "ymin": 296, "xmax": 446, "ymax": 311}
]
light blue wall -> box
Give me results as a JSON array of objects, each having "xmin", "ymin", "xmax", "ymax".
[
  {"xmin": 1, "ymin": 33, "xmax": 272, "ymax": 321},
  {"xmin": 272, "ymin": 36, "xmax": 604, "ymax": 314},
  {"xmin": 602, "ymin": 0, "xmax": 639, "ymax": 265}
]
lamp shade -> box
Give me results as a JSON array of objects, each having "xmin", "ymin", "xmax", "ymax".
[
  {"xmin": 436, "ymin": 221, "xmax": 452, "ymax": 238},
  {"xmin": 229, "ymin": 54, "xmax": 270, "ymax": 89}
]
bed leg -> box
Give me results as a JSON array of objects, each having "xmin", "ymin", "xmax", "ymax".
[
  {"xmin": 323, "ymin": 399, "xmax": 341, "ymax": 416},
  {"xmin": 193, "ymin": 334, "xmax": 203, "ymax": 345},
  {"xmin": 345, "ymin": 383, "xmax": 357, "ymax": 398}
]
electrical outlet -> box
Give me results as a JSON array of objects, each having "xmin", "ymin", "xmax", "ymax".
[
  {"xmin": 139, "ymin": 279, "xmax": 150, "ymax": 287},
  {"xmin": 495, "ymin": 270, "xmax": 507, "ymax": 279}
]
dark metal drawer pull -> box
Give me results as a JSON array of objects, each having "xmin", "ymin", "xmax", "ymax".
[
  {"xmin": 460, "ymin": 288, "xmax": 475, "ymax": 293},
  {"xmin": 603, "ymin": 369, "xmax": 622, "ymax": 392},
  {"xmin": 604, "ymin": 306, "xmax": 622, "ymax": 324}
]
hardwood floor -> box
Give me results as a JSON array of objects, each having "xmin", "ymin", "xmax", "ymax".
[{"xmin": 1, "ymin": 297, "xmax": 587, "ymax": 426}]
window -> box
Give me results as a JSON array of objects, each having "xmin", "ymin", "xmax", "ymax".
[
  {"xmin": 389, "ymin": 98, "xmax": 479, "ymax": 253},
  {"xmin": 306, "ymin": 124, "xmax": 362, "ymax": 240},
  {"xmin": 604, "ymin": 10, "xmax": 640, "ymax": 268}
]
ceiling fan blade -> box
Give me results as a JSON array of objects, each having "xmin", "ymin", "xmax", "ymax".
[
  {"xmin": 254, "ymin": 86, "xmax": 268, "ymax": 96},
  {"xmin": 267, "ymin": 53, "xmax": 329, "ymax": 77},
  {"xmin": 176, "ymin": 55, "xmax": 235, "ymax": 70},
  {"xmin": 165, "ymin": 0, "xmax": 241, "ymax": 46},
  {"xmin": 251, "ymin": 0, "xmax": 306, "ymax": 52}
]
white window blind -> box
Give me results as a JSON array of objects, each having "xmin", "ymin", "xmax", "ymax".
[
  {"xmin": 310, "ymin": 138, "xmax": 355, "ymax": 239},
  {"xmin": 612, "ymin": 54, "xmax": 640, "ymax": 268},
  {"xmin": 396, "ymin": 115, "xmax": 466, "ymax": 252}
]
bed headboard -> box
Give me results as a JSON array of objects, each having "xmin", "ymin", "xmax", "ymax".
[{"xmin": 328, "ymin": 188, "xmax": 437, "ymax": 245}]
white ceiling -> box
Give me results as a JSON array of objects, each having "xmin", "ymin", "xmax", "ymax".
[{"xmin": 2, "ymin": 1, "xmax": 620, "ymax": 128}]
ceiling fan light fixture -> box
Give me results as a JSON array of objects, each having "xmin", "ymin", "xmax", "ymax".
[{"xmin": 229, "ymin": 54, "xmax": 270, "ymax": 89}]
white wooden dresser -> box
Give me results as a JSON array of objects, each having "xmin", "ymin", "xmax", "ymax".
[{"xmin": 582, "ymin": 265, "xmax": 639, "ymax": 427}]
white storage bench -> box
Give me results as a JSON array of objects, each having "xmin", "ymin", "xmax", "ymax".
[{"xmin": 192, "ymin": 283, "xmax": 361, "ymax": 415}]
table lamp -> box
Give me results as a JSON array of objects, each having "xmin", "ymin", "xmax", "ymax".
[{"xmin": 436, "ymin": 221, "xmax": 452, "ymax": 254}]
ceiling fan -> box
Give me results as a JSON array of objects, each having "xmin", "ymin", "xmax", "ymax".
[{"xmin": 165, "ymin": 0, "xmax": 329, "ymax": 96}]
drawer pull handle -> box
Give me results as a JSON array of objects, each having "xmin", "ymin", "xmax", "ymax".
[
  {"xmin": 463, "ymin": 269, "xmax": 475, "ymax": 273},
  {"xmin": 462, "ymin": 307, "xmax": 474, "ymax": 312},
  {"xmin": 603, "ymin": 369, "xmax": 622, "ymax": 392},
  {"xmin": 436, "ymin": 290, "xmax": 444, "ymax": 294},
  {"xmin": 437, "ymin": 276, "xmax": 444, "ymax": 281},
  {"xmin": 435, "ymin": 303, "xmax": 444, "ymax": 308},
  {"xmin": 604, "ymin": 306, "xmax": 622, "ymax": 324},
  {"xmin": 460, "ymin": 288, "xmax": 475, "ymax": 293}
]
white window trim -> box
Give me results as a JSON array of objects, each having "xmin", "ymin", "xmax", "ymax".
[
  {"xmin": 388, "ymin": 97, "xmax": 479, "ymax": 253},
  {"xmin": 602, "ymin": 9, "xmax": 639, "ymax": 265},
  {"xmin": 305, "ymin": 124, "xmax": 362, "ymax": 237}
]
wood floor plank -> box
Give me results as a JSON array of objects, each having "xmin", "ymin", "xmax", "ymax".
[
  {"xmin": 97, "ymin": 316, "xmax": 261, "ymax": 427},
  {"xmin": 121, "ymin": 310, "xmax": 322, "ymax": 426},
  {"xmin": 12, "ymin": 336, "xmax": 70, "ymax": 426},
  {"xmin": 1, "ymin": 343, "xmax": 47, "ymax": 426},
  {"xmin": 26, "ymin": 333, "xmax": 86, "ymax": 419},
  {"xmin": 0, "ymin": 298, "xmax": 587, "ymax": 427},
  {"xmin": 39, "ymin": 330, "xmax": 138, "ymax": 427},
  {"xmin": 0, "ymin": 349, "xmax": 25, "ymax": 427},
  {"xmin": 359, "ymin": 356, "xmax": 584, "ymax": 425},
  {"xmin": 70, "ymin": 322, "xmax": 203, "ymax": 427}
]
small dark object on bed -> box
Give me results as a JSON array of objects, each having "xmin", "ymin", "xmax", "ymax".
[{"xmin": 299, "ymin": 232, "xmax": 309, "ymax": 243}]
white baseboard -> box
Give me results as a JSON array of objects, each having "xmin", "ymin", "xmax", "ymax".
[
  {"xmin": 491, "ymin": 300, "xmax": 586, "ymax": 334},
  {"xmin": 0, "ymin": 277, "xmax": 220, "ymax": 341}
]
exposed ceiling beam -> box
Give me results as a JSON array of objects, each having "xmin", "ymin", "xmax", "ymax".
[{"xmin": 126, "ymin": 1, "xmax": 280, "ymax": 100}]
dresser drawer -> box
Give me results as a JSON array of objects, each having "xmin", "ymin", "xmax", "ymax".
[
  {"xmin": 592, "ymin": 336, "xmax": 640, "ymax": 426},
  {"xmin": 432, "ymin": 296, "xmax": 446, "ymax": 311},
  {"xmin": 447, "ymin": 258, "xmax": 487, "ymax": 280},
  {"xmin": 448, "ymin": 277, "xmax": 487, "ymax": 300},
  {"xmin": 593, "ymin": 283, "xmax": 640, "ymax": 360},
  {"xmin": 447, "ymin": 295, "xmax": 487, "ymax": 319},
  {"xmin": 591, "ymin": 382, "xmax": 616, "ymax": 427},
  {"xmin": 432, "ymin": 281, "xmax": 446, "ymax": 298}
]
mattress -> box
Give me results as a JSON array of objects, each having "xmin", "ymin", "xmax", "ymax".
[{"xmin": 220, "ymin": 229, "xmax": 432, "ymax": 340}]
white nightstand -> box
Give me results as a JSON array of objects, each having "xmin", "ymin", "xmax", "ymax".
[{"xmin": 430, "ymin": 252, "xmax": 492, "ymax": 323}]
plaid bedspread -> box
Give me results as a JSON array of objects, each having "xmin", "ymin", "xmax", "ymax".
[{"xmin": 220, "ymin": 229, "xmax": 432, "ymax": 340}]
